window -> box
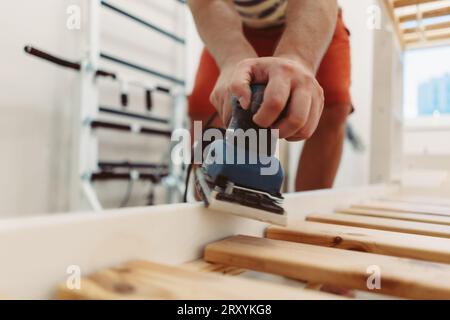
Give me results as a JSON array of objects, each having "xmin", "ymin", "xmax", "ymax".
[{"xmin": 403, "ymin": 46, "xmax": 450, "ymax": 118}]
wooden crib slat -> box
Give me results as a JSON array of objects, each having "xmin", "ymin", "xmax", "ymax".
[
  {"xmin": 205, "ymin": 235, "xmax": 450, "ymax": 299},
  {"xmin": 56, "ymin": 260, "xmax": 335, "ymax": 300},
  {"xmin": 182, "ymin": 260, "xmax": 246, "ymax": 276},
  {"xmin": 266, "ymin": 220, "xmax": 450, "ymax": 263},
  {"xmin": 337, "ymin": 207, "xmax": 450, "ymax": 226},
  {"xmin": 352, "ymin": 200, "xmax": 450, "ymax": 217},
  {"xmin": 307, "ymin": 213, "xmax": 450, "ymax": 239},
  {"xmin": 381, "ymin": 195, "xmax": 450, "ymax": 207}
]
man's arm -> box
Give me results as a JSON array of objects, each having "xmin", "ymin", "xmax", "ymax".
[
  {"xmin": 275, "ymin": 0, "xmax": 338, "ymax": 73},
  {"xmin": 231, "ymin": 0, "xmax": 338, "ymax": 138},
  {"xmin": 187, "ymin": 0, "xmax": 257, "ymax": 68},
  {"xmin": 249, "ymin": 0, "xmax": 338, "ymax": 137},
  {"xmin": 188, "ymin": 0, "xmax": 339, "ymax": 140},
  {"xmin": 187, "ymin": 0, "xmax": 259, "ymax": 122}
]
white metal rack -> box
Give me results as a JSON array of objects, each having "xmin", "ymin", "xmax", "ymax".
[{"xmin": 69, "ymin": 0, "xmax": 188, "ymax": 211}]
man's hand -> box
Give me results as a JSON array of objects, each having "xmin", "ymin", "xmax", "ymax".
[{"xmin": 210, "ymin": 57, "xmax": 324, "ymax": 141}]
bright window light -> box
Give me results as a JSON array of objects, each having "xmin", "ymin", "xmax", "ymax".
[{"xmin": 403, "ymin": 46, "xmax": 450, "ymax": 118}]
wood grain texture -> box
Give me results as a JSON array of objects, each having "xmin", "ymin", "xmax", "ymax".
[
  {"xmin": 337, "ymin": 207, "xmax": 450, "ymax": 226},
  {"xmin": 182, "ymin": 260, "xmax": 245, "ymax": 276},
  {"xmin": 204, "ymin": 235, "xmax": 450, "ymax": 299},
  {"xmin": 56, "ymin": 260, "xmax": 337, "ymax": 300},
  {"xmin": 352, "ymin": 200, "xmax": 450, "ymax": 217},
  {"xmin": 307, "ymin": 213, "xmax": 450, "ymax": 239},
  {"xmin": 266, "ymin": 221, "xmax": 450, "ymax": 263}
]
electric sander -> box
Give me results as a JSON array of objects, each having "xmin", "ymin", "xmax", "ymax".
[{"xmin": 194, "ymin": 84, "xmax": 287, "ymax": 226}]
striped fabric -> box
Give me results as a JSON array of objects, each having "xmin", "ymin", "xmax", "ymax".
[{"xmin": 233, "ymin": 0, "xmax": 287, "ymax": 28}]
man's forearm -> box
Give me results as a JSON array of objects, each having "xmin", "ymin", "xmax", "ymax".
[
  {"xmin": 187, "ymin": 0, "xmax": 257, "ymax": 69},
  {"xmin": 274, "ymin": 0, "xmax": 338, "ymax": 73}
]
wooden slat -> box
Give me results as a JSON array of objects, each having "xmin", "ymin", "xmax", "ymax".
[
  {"xmin": 266, "ymin": 221, "xmax": 450, "ymax": 263},
  {"xmin": 425, "ymin": 31, "xmax": 450, "ymax": 41},
  {"xmin": 307, "ymin": 213, "xmax": 450, "ymax": 239},
  {"xmin": 403, "ymin": 20, "xmax": 450, "ymax": 34},
  {"xmin": 419, "ymin": 20, "xmax": 450, "ymax": 33},
  {"xmin": 393, "ymin": 0, "xmax": 441, "ymax": 8},
  {"xmin": 405, "ymin": 31, "xmax": 450, "ymax": 49},
  {"xmin": 381, "ymin": 195, "xmax": 450, "ymax": 207},
  {"xmin": 405, "ymin": 31, "xmax": 450, "ymax": 46},
  {"xmin": 56, "ymin": 260, "xmax": 335, "ymax": 300},
  {"xmin": 182, "ymin": 260, "xmax": 246, "ymax": 276},
  {"xmin": 352, "ymin": 200, "xmax": 450, "ymax": 217},
  {"xmin": 337, "ymin": 207, "xmax": 450, "ymax": 226},
  {"xmin": 182, "ymin": 260, "xmax": 344, "ymax": 296},
  {"xmin": 204, "ymin": 235, "xmax": 450, "ymax": 299},
  {"xmin": 399, "ymin": 6, "xmax": 450, "ymax": 23}
]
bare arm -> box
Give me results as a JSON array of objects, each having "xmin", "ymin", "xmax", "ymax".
[
  {"xmin": 187, "ymin": 0, "xmax": 257, "ymax": 68},
  {"xmin": 275, "ymin": 0, "xmax": 338, "ymax": 72},
  {"xmin": 188, "ymin": 0, "xmax": 339, "ymax": 140},
  {"xmin": 251, "ymin": 0, "xmax": 338, "ymax": 137}
]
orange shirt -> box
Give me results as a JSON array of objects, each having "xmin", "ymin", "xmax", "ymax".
[{"xmin": 189, "ymin": 11, "xmax": 352, "ymax": 119}]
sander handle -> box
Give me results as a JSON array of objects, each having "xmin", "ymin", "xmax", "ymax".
[
  {"xmin": 228, "ymin": 84, "xmax": 266, "ymax": 131},
  {"xmin": 228, "ymin": 84, "xmax": 287, "ymax": 156}
]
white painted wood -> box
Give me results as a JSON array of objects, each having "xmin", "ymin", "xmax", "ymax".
[
  {"xmin": 404, "ymin": 154, "xmax": 450, "ymax": 171},
  {"xmin": 0, "ymin": 184, "xmax": 396, "ymax": 299},
  {"xmin": 394, "ymin": 185, "xmax": 450, "ymax": 198},
  {"xmin": 369, "ymin": 17, "xmax": 404, "ymax": 185}
]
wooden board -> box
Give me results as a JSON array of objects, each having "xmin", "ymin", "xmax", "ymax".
[
  {"xmin": 352, "ymin": 200, "xmax": 450, "ymax": 217},
  {"xmin": 204, "ymin": 235, "xmax": 450, "ymax": 299},
  {"xmin": 307, "ymin": 213, "xmax": 450, "ymax": 239},
  {"xmin": 337, "ymin": 207, "xmax": 450, "ymax": 226},
  {"xmin": 56, "ymin": 260, "xmax": 337, "ymax": 300},
  {"xmin": 266, "ymin": 221, "xmax": 450, "ymax": 263},
  {"xmin": 182, "ymin": 260, "xmax": 350, "ymax": 297},
  {"xmin": 182, "ymin": 260, "xmax": 245, "ymax": 276},
  {"xmin": 381, "ymin": 195, "xmax": 450, "ymax": 207}
]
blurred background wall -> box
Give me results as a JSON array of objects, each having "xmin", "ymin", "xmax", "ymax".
[{"xmin": 0, "ymin": 0, "xmax": 185, "ymax": 217}]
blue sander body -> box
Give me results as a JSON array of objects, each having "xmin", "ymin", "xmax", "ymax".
[{"xmin": 194, "ymin": 84, "xmax": 287, "ymax": 225}]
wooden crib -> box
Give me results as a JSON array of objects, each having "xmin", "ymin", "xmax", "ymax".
[{"xmin": 1, "ymin": 183, "xmax": 450, "ymax": 299}]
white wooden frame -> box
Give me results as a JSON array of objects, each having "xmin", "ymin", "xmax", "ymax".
[{"xmin": 69, "ymin": 0, "xmax": 102, "ymax": 211}]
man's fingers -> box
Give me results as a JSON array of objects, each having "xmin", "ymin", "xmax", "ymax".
[
  {"xmin": 287, "ymin": 88, "xmax": 324, "ymax": 141},
  {"xmin": 229, "ymin": 62, "xmax": 253, "ymax": 109},
  {"xmin": 221, "ymin": 99, "xmax": 232, "ymax": 126},
  {"xmin": 274, "ymin": 87, "xmax": 311, "ymax": 139},
  {"xmin": 252, "ymin": 75, "xmax": 290, "ymax": 128},
  {"xmin": 209, "ymin": 91, "xmax": 218, "ymax": 110}
]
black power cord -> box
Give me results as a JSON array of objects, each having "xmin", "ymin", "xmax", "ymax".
[
  {"xmin": 119, "ymin": 179, "xmax": 134, "ymax": 208},
  {"xmin": 183, "ymin": 112, "xmax": 222, "ymax": 202}
]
